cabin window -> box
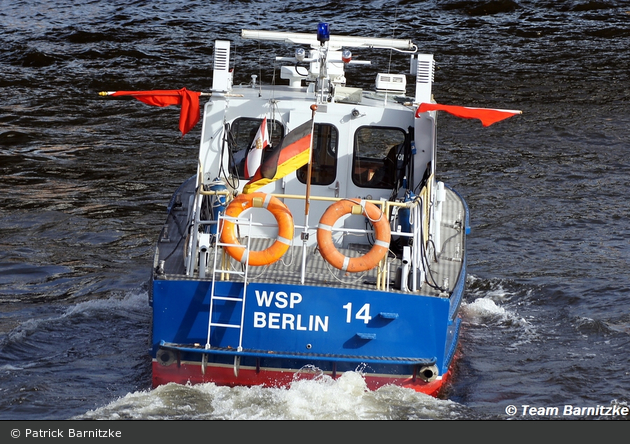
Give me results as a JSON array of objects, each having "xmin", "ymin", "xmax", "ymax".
[
  {"xmin": 297, "ymin": 123, "xmax": 338, "ymax": 186},
  {"xmin": 229, "ymin": 118, "xmax": 284, "ymax": 179},
  {"xmin": 352, "ymin": 126, "xmax": 406, "ymax": 189}
]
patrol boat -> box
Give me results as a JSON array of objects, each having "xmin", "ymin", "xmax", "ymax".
[{"xmin": 119, "ymin": 24, "xmax": 520, "ymax": 396}]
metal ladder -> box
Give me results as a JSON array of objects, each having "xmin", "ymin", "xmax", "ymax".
[{"xmin": 202, "ymin": 212, "xmax": 253, "ymax": 376}]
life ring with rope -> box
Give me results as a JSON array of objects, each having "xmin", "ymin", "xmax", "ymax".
[
  {"xmin": 220, "ymin": 192, "xmax": 294, "ymax": 266},
  {"xmin": 317, "ymin": 198, "xmax": 391, "ymax": 272}
]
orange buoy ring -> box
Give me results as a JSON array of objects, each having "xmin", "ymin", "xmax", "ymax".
[
  {"xmin": 317, "ymin": 199, "xmax": 391, "ymax": 272},
  {"xmin": 220, "ymin": 193, "xmax": 294, "ymax": 266}
]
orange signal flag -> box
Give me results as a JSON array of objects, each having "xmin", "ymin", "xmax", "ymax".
[
  {"xmin": 416, "ymin": 103, "xmax": 522, "ymax": 127},
  {"xmin": 103, "ymin": 87, "xmax": 201, "ymax": 136}
]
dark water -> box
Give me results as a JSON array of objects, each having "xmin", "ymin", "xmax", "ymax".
[{"xmin": 1, "ymin": 0, "xmax": 629, "ymax": 420}]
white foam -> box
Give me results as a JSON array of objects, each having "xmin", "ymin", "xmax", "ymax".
[
  {"xmin": 462, "ymin": 297, "xmax": 507, "ymax": 320},
  {"xmin": 64, "ymin": 290, "xmax": 147, "ymax": 317},
  {"xmin": 462, "ymin": 285, "xmax": 539, "ymax": 350},
  {"xmin": 76, "ymin": 371, "xmax": 464, "ymax": 420},
  {"xmin": 0, "ymin": 364, "xmax": 25, "ymax": 371}
]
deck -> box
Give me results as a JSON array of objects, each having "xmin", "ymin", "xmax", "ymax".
[{"xmin": 154, "ymin": 184, "xmax": 467, "ymax": 299}]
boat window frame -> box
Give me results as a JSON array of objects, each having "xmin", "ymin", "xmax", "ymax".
[
  {"xmin": 351, "ymin": 125, "xmax": 407, "ymax": 189},
  {"xmin": 296, "ymin": 122, "xmax": 338, "ymax": 186},
  {"xmin": 228, "ymin": 117, "xmax": 285, "ymax": 180}
]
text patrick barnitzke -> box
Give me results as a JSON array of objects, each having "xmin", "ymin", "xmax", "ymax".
[{"xmin": 12, "ymin": 428, "xmax": 122, "ymax": 439}]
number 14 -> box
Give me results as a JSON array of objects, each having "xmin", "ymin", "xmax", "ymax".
[{"xmin": 343, "ymin": 303, "xmax": 371, "ymax": 324}]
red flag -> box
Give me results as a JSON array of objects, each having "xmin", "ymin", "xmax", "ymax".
[
  {"xmin": 244, "ymin": 117, "xmax": 269, "ymax": 178},
  {"xmin": 416, "ymin": 103, "xmax": 521, "ymax": 127},
  {"xmin": 108, "ymin": 88, "xmax": 201, "ymax": 136},
  {"xmin": 243, "ymin": 119, "xmax": 313, "ymax": 194}
]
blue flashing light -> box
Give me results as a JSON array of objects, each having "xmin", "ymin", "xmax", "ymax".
[{"xmin": 317, "ymin": 22, "xmax": 330, "ymax": 44}]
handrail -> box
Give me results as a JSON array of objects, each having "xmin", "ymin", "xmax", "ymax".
[
  {"xmin": 196, "ymin": 183, "xmax": 432, "ymax": 292},
  {"xmin": 198, "ymin": 187, "xmax": 422, "ymax": 211}
]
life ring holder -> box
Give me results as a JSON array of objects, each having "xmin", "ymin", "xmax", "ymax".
[
  {"xmin": 317, "ymin": 198, "xmax": 391, "ymax": 273},
  {"xmin": 220, "ymin": 192, "xmax": 294, "ymax": 266}
]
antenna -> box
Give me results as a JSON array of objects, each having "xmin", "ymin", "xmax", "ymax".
[{"xmin": 387, "ymin": 5, "xmax": 400, "ymax": 75}]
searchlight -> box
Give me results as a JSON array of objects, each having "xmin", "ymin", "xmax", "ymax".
[{"xmin": 295, "ymin": 47, "xmax": 306, "ymax": 62}]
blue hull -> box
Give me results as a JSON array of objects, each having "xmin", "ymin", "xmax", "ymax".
[{"xmin": 150, "ymin": 271, "xmax": 464, "ymax": 386}]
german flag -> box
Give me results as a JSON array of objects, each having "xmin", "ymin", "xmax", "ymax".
[{"xmin": 243, "ymin": 118, "xmax": 313, "ymax": 194}]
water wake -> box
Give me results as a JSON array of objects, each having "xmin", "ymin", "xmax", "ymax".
[{"xmin": 77, "ymin": 371, "xmax": 465, "ymax": 420}]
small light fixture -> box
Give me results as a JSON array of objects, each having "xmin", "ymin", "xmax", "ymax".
[
  {"xmin": 295, "ymin": 47, "xmax": 305, "ymax": 62},
  {"xmin": 317, "ymin": 22, "xmax": 330, "ymax": 44},
  {"xmin": 351, "ymin": 108, "xmax": 365, "ymax": 119}
]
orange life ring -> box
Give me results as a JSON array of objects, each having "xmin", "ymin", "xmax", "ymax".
[
  {"xmin": 220, "ymin": 193, "xmax": 294, "ymax": 266},
  {"xmin": 317, "ymin": 199, "xmax": 391, "ymax": 272}
]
